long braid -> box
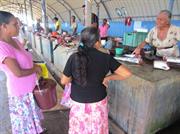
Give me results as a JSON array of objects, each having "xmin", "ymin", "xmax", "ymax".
[
  {"xmin": 73, "ymin": 27, "xmax": 99, "ymax": 86},
  {"xmin": 74, "ymin": 44, "xmax": 89, "ymax": 86}
]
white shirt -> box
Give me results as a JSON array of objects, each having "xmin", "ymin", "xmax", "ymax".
[{"xmin": 145, "ymin": 25, "xmax": 180, "ymax": 57}]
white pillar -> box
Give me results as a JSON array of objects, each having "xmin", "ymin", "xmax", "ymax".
[
  {"xmin": 29, "ymin": 0, "xmax": 34, "ymax": 25},
  {"xmin": 85, "ymin": 0, "xmax": 93, "ymax": 27},
  {"xmin": 41, "ymin": 0, "xmax": 48, "ymax": 33}
]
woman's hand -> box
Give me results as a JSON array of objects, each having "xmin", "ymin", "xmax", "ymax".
[
  {"xmin": 132, "ymin": 41, "xmax": 147, "ymax": 57},
  {"xmin": 33, "ymin": 64, "xmax": 42, "ymax": 74},
  {"xmin": 102, "ymin": 76, "xmax": 110, "ymax": 88},
  {"xmin": 132, "ymin": 47, "xmax": 141, "ymax": 57},
  {"xmin": 3, "ymin": 58, "xmax": 42, "ymax": 77},
  {"xmin": 102, "ymin": 65, "xmax": 132, "ymax": 88},
  {"xmin": 61, "ymin": 74, "xmax": 72, "ymax": 85}
]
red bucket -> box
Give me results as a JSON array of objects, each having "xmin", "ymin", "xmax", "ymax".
[{"xmin": 33, "ymin": 78, "xmax": 57, "ymax": 110}]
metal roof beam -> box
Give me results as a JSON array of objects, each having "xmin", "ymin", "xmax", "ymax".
[
  {"xmin": 54, "ymin": 0, "xmax": 70, "ymax": 21},
  {"xmin": 0, "ymin": 8, "xmax": 41, "ymax": 19},
  {"xmin": 100, "ymin": 0, "xmax": 111, "ymax": 20},
  {"xmin": 56, "ymin": 0, "xmax": 81, "ymax": 22},
  {"xmin": 0, "ymin": 0, "xmax": 64, "ymax": 22},
  {"xmin": 94, "ymin": 0, "xmax": 99, "ymax": 17},
  {"xmin": 0, "ymin": 3, "xmax": 53, "ymax": 20},
  {"xmin": 31, "ymin": 5, "xmax": 53, "ymax": 20},
  {"xmin": 29, "ymin": 0, "xmax": 65, "ymax": 22},
  {"xmin": 62, "ymin": 0, "xmax": 81, "ymax": 21}
]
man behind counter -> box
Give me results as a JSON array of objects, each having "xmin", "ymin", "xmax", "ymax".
[{"xmin": 133, "ymin": 10, "xmax": 180, "ymax": 57}]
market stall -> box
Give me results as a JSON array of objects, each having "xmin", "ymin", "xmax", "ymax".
[{"xmin": 33, "ymin": 34, "xmax": 180, "ymax": 134}]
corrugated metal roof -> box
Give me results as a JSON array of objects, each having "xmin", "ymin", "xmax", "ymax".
[{"xmin": 0, "ymin": 0, "xmax": 179, "ymax": 23}]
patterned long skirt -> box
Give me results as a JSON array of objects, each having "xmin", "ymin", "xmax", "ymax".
[
  {"xmin": 8, "ymin": 92, "xmax": 44, "ymax": 134},
  {"xmin": 69, "ymin": 97, "xmax": 108, "ymax": 134}
]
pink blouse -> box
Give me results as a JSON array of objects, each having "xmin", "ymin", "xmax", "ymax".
[
  {"xmin": 99, "ymin": 24, "xmax": 109, "ymax": 38},
  {"xmin": 0, "ymin": 38, "xmax": 36, "ymax": 97}
]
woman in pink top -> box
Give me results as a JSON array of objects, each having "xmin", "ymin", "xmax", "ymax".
[
  {"xmin": 99, "ymin": 18, "xmax": 110, "ymax": 41},
  {"xmin": 0, "ymin": 11, "xmax": 45, "ymax": 134}
]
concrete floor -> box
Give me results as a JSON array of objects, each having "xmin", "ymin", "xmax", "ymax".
[
  {"xmin": 41, "ymin": 109, "xmax": 180, "ymax": 134},
  {"xmin": 41, "ymin": 110, "xmax": 69, "ymax": 134},
  {"xmin": 41, "ymin": 110, "xmax": 180, "ymax": 134}
]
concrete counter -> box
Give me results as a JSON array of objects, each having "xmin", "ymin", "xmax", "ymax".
[
  {"xmin": 0, "ymin": 71, "xmax": 11, "ymax": 134},
  {"xmin": 108, "ymin": 62, "xmax": 180, "ymax": 134},
  {"xmin": 53, "ymin": 45, "xmax": 76, "ymax": 73}
]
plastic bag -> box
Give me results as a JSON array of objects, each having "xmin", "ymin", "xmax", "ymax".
[
  {"xmin": 38, "ymin": 63, "xmax": 48, "ymax": 78},
  {"xmin": 60, "ymin": 83, "xmax": 72, "ymax": 108}
]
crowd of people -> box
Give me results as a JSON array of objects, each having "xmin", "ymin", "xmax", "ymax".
[
  {"xmin": 32, "ymin": 8, "xmax": 180, "ymax": 59},
  {"xmin": 0, "ymin": 6, "xmax": 180, "ymax": 134}
]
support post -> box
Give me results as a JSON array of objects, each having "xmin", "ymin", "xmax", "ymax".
[
  {"xmin": 168, "ymin": 0, "xmax": 175, "ymax": 12},
  {"xmin": 84, "ymin": 0, "xmax": 93, "ymax": 27},
  {"xmin": 29, "ymin": 0, "xmax": 34, "ymax": 21},
  {"xmin": 24, "ymin": 0, "xmax": 28, "ymax": 24},
  {"xmin": 41, "ymin": 0, "xmax": 48, "ymax": 33}
]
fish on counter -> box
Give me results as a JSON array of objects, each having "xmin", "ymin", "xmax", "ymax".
[{"xmin": 114, "ymin": 54, "xmax": 142, "ymax": 64}]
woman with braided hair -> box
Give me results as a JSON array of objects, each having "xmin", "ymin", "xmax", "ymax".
[{"xmin": 61, "ymin": 27, "xmax": 131, "ymax": 134}]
